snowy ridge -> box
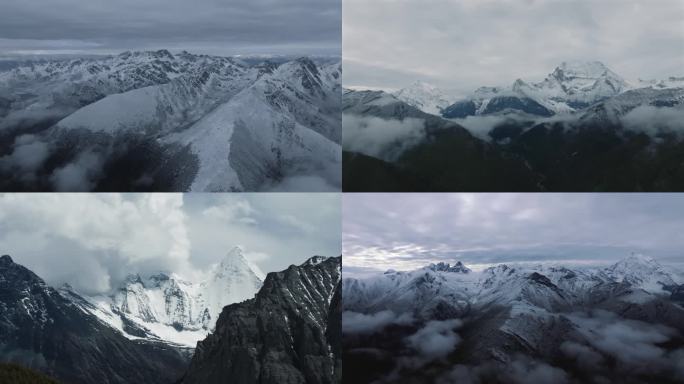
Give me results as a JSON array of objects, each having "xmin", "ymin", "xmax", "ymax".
[
  {"xmin": 394, "ymin": 81, "xmax": 452, "ymax": 116},
  {"xmin": 343, "ymin": 254, "xmax": 684, "ymax": 320}
]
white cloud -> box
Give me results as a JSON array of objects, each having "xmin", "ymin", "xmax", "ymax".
[
  {"xmin": 0, "ymin": 193, "xmax": 341, "ymax": 294},
  {"xmin": 342, "ymin": 114, "xmax": 425, "ymax": 160}
]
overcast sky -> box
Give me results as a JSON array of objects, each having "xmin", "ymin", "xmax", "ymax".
[
  {"xmin": 0, "ymin": 193, "xmax": 341, "ymax": 294},
  {"xmin": 344, "ymin": 193, "xmax": 684, "ymax": 274},
  {"xmin": 0, "ymin": 0, "xmax": 340, "ymax": 56},
  {"xmin": 344, "ymin": 0, "xmax": 684, "ymax": 93}
]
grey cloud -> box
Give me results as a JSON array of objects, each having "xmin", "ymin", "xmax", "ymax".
[
  {"xmin": 0, "ymin": 0, "xmax": 340, "ymax": 55},
  {"xmin": 342, "ymin": 310, "xmax": 414, "ymax": 334},
  {"xmin": 342, "ymin": 114, "xmax": 425, "ymax": 161},
  {"xmin": 344, "ymin": 0, "xmax": 684, "ymax": 91},
  {"xmin": 622, "ymin": 106, "xmax": 684, "ymax": 136},
  {"xmin": 343, "ymin": 194, "xmax": 684, "ymax": 270},
  {"xmin": 0, "ymin": 134, "xmax": 51, "ymax": 182}
]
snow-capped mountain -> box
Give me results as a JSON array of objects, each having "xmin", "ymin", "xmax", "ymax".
[
  {"xmin": 441, "ymin": 61, "xmax": 679, "ymax": 118},
  {"xmin": 394, "ymin": 81, "xmax": 453, "ymax": 116},
  {"xmin": 343, "ymin": 254, "xmax": 684, "ymax": 320},
  {"xmin": 0, "ymin": 50, "xmax": 341, "ymax": 192},
  {"xmin": 64, "ymin": 246, "xmax": 263, "ymax": 347},
  {"xmin": 0, "ymin": 254, "xmax": 190, "ymax": 384}
]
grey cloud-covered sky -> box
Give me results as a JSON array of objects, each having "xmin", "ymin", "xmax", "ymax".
[
  {"xmin": 344, "ymin": 193, "xmax": 684, "ymax": 273},
  {"xmin": 0, "ymin": 193, "xmax": 341, "ymax": 294},
  {"xmin": 0, "ymin": 0, "xmax": 340, "ymax": 56},
  {"xmin": 344, "ymin": 0, "xmax": 684, "ymax": 93}
]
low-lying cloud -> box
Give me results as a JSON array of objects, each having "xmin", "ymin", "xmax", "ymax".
[
  {"xmin": 566, "ymin": 310, "xmax": 684, "ymax": 378},
  {"xmin": 405, "ymin": 319, "xmax": 462, "ymax": 360},
  {"xmin": 343, "ymin": 114, "xmax": 425, "ymax": 161},
  {"xmin": 342, "ymin": 310, "xmax": 414, "ymax": 334},
  {"xmin": 622, "ymin": 106, "xmax": 684, "ymax": 136},
  {"xmin": 437, "ymin": 356, "xmax": 569, "ymax": 384}
]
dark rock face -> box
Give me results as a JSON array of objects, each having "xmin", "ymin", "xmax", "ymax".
[
  {"xmin": 180, "ymin": 256, "xmax": 342, "ymax": 384},
  {"xmin": 0, "ymin": 255, "xmax": 190, "ymax": 384}
]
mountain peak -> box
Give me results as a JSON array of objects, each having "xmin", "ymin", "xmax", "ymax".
[
  {"xmin": 0, "ymin": 254, "xmax": 13, "ymax": 264},
  {"xmin": 302, "ymin": 255, "xmax": 329, "ymax": 266},
  {"xmin": 221, "ymin": 246, "xmax": 247, "ymax": 264},
  {"xmin": 616, "ymin": 253, "xmax": 658, "ymax": 267},
  {"xmin": 426, "ymin": 261, "xmax": 471, "ymax": 273},
  {"xmin": 551, "ymin": 61, "xmax": 616, "ymax": 81}
]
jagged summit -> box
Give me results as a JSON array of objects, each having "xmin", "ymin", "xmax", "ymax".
[
  {"xmin": 394, "ymin": 80, "xmax": 451, "ymax": 115},
  {"xmin": 0, "ymin": 254, "xmax": 12, "ymax": 263},
  {"xmin": 426, "ymin": 261, "xmax": 472, "ymax": 273},
  {"xmin": 552, "ymin": 61, "xmax": 614, "ymax": 79},
  {"xmin": 302, "ymin": 255, "xmax": 331, "ymax": 266}
]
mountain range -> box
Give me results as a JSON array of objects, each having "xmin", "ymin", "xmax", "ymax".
[
  {"xmin": 343, "ymin": 254, "xmax": 684, "ymax": 383},
  {"xmin": 394, "ymin": 61, "xmax": 683, "ymax": 118},
  {"xmin": 0, "ymin": 50, "xmax": 342, "ymax": 192},
  {"xmin": 343, "ymin": 61, "xmax": 684, "ymax": 191},
  {"xmin": 0, "ymin": 252, "xmax": 341, "ymax": 384}
]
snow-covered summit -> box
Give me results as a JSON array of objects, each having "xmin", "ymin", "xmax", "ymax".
[
  {"xmin": 394, "ymin": 80, "xmax": 452, "ymax": 116},
  {"xmin": 68, "ymin": 247, "xmax": 264, "ymax": 347},
  {"xmin": 344, "ymin": 254, "xmax": 683, "ymax": 320}
]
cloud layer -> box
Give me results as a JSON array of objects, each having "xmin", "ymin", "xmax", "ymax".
[
  {"xmin": 0, "ymin": 0, "xmax": 340, "ymax": 55},
  {"xmin": 343, "ymin": 193, "xmax": 684, "ymax": 272},
  {"xmin": 344, "ymin": 0, "xmax": 684, "ymax": 91},
  {"xmin": 0, "ymin": 193, "xmax": 341, "ymax": 294}
]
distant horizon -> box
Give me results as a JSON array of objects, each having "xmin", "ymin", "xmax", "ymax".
[
  {"xmin": 0, "ymin": 48, "xmax": 342, "ymax": 61},
  {"xmin": 343, "ymin": 252, "xmax": 684, "ymax": 279}
]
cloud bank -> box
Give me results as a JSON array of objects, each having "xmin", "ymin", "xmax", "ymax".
[
  {"xmin": 342, "ymin": 114, "xmax": 426, "ymax": 161},
  {"xmin": 343, "ymin": 193, "xmax": 684, "ymax": 272},
  {"xmin": 344, "ymin": 0, "xmax": 684, "ymax": 91},
  {"xmin": 0, "ymin": 193, "xmax": 341, "ymax": 294},
  {"xmin": 0, "ymin": 0, "xmax": 340, "ymax": 55}
]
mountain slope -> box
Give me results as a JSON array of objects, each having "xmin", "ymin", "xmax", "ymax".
[
  {"xmin": 180, "ymin": 256, "xmax": 342, "ymax": 384},
  {"xmin": 0, "ymin": 51, "xmax": 341, "ymax": 192},
  {"xmin": 0, "ymin": 254, "xmax": 191, "ymax": 384}
]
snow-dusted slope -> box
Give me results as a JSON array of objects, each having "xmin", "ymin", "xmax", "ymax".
[
  {"xmin": 66, "ymin": 246, "xmax": 263, "ymax": 347},
  {"xmin": 344, "ymin": 254, "xmax": 684, "ymax": 319},
  {"xmin": 0, "ymin": 51, "xmax": 341, "ymax": 192},
  {"xmin": 441, "ymin": 61, "xmax": 681, "ymax": 118},
  {"xmin": 394, "ymin": 81, "xmax": 452, "ymax": 116}
]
